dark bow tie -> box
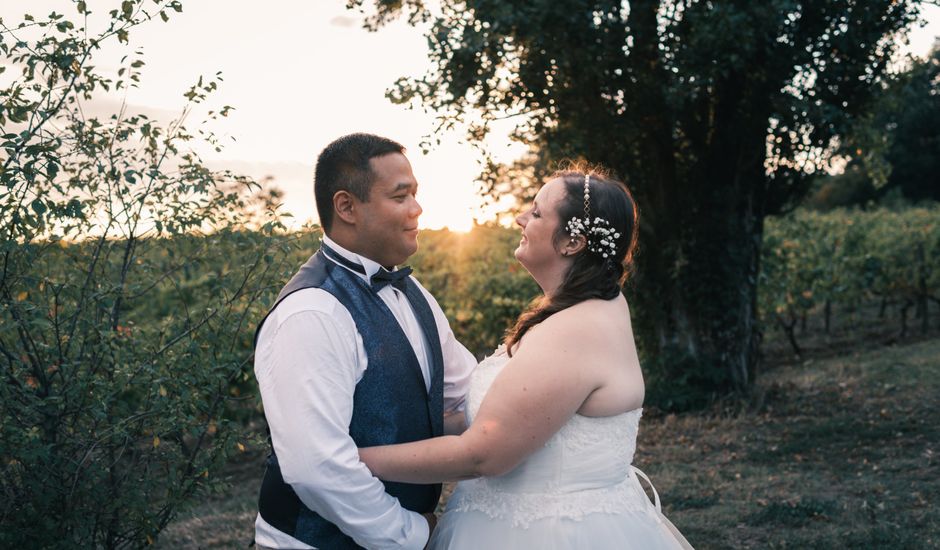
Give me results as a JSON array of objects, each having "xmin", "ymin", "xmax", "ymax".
[
  {"xmin": 320, "ymin": 243, "xmax": 412, "ymax": 293},
  {"xmin": 370, "ymin": 266, "xmax": 413, "ymax": 293}
]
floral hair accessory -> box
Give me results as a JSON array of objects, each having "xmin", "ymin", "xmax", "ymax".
[{"xmin": 564, "ymin": 174, "xmax": 620, "ymax": 259}]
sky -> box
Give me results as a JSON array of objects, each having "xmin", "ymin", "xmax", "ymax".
[{"xmin": 2, "ymin": 1, "xmax": 938, "ymax": 231}]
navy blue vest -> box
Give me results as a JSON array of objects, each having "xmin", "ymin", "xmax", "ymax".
[{"xmin": 255, "ymin": 247, "xmax": 444, "ymax": 549}]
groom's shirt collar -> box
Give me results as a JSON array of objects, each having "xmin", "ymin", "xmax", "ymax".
[{"xmin": 320, "ymin": 234, "xmax": 391, "ymax": 282}]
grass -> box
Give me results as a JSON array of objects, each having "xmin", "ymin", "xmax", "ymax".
[
  {"xmin": 155, "ymin": 454, "xmax": 263, "ymax": 549},
  {"xmin": 157, "ymin": 337, "xmax": 940, "ymax": 549},
  {"xmin": 636, "ymin": 338, "xmax": 940, "ymax": 549}
]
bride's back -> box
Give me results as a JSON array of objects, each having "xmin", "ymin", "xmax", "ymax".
[{"xmin": 523, "ymin": 293, "xmax": 645, "ymax": 417}]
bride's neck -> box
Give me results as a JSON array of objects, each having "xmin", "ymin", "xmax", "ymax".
[{"xmin": 535, "ymin": 266, "xmax": 568, "ymax": 299}]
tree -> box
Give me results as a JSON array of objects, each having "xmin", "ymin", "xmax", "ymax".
[
  {"xmin": 885, "ymin": 44, "xmax": 940, "ymax": 201},
  {"xmin": 0, "ymin": 2, "xmax": 292, "ymax": 546},
  {"xmin": 353, "ymin": 0, "xmax": 921, "ymax": 405},
  {"xmin": 806, "ymin": 42, "xmax": 940, "ymax": 209}
]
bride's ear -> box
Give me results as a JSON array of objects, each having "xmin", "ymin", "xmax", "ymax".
[{"xmin": 561, "ymin": 234, "xmax": 587, "ymax": 257}]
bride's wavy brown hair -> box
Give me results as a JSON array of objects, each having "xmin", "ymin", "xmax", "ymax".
[{"xmin": 504, "ymin": 165, "xmax": 639, "ymax": 356}]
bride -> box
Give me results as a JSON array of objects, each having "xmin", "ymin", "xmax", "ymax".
[{"xmin": 358, "ymin": 168, "xmax": 692, "ymax": 549}]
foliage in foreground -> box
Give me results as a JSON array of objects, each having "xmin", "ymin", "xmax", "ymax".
[{"xmin": 0, "ymin": 3, "xmax": 295, "ymax": 547}]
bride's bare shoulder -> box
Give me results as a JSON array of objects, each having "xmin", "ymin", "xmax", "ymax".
[
  {"xmin": 522, "ymin": 297, "xmax": 626, "ymax": 349},
  {"xmin": 555, "ymin": 295, "xmax": 628, "ymax": 326}
]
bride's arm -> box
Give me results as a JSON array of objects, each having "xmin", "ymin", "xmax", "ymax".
[{"xmin": 359, "ymin": 312, "xmax": 602, "ymax": 483}]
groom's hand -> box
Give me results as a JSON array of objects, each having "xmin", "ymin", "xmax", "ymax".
[{"xmin": 422, "ymin": 512, "xmax": 438, "ymax": 549}]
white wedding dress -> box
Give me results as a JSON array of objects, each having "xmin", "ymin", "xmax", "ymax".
[{"xmin": 429, "ymin": 350, "xmax": 689, "ymax": 550}]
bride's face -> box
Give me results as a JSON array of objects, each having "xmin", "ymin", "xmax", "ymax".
[{"xmin": 514, "ymin": 178, "xmax": 567, "ymax": 272}]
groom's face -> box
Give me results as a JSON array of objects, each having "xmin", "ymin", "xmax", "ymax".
[{"xmin": 353, "ymin": 152, "xmax": 423, "ymax": 267}]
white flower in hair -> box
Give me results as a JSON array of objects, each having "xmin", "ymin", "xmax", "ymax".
[{"xmin": 564, "ymin": 173, "xmax": 619, "ymax": 260}]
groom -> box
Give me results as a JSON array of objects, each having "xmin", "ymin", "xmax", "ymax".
[{"xmin": 252, "ymin": 133, "xmax": 475, "ymax": 549}]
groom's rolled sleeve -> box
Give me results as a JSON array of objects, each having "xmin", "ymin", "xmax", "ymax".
[{"xmin": 256, "ymin": 300, "xmax": 429, "ymax": 550}]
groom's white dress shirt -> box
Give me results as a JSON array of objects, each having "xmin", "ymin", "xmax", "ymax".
[{"xmin": 254, "ymin": 235, "xmax": 476, "ymax": 549}]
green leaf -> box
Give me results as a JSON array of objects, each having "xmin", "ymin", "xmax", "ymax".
[{"xmin": 30, "ymin": 198, "xmax": 46, "ymax": 215}]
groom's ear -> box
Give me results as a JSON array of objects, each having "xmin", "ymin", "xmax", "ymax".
[{"xmin": 333, "ymin": 190, "xmax": 357, "ymax": 225}]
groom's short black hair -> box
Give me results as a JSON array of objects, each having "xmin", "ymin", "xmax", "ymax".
[{"xmin": 314, "ymin": 133, "xmax": 406, "ymax": 232}]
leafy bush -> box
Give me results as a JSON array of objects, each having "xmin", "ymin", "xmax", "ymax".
[
  {"xmin": 0, "ymin": 4, "xmax": 294, "ymax": 547},
  {"xmin": 411, "ymin": 226, "xmax": 539, "ymax": 358},
  {"xmin": 760, "ymin": 207, "xmax": 940, "ymax": 355}
]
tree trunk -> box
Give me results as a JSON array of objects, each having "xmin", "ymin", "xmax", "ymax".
[
  {"xmin": 931, "ymin": 296, "xmax": 940, "ymax": 330},
  {"xmin": 774, "ymin": 312, "xmax": 803, "ymax": 359},
  {"xmin": 630, "ymin": 188, "xmax": 764, "ymax": 398},
  {"xmin": 900, "ymin": 299, "xmax": 912, "ymax": 337},
  {"xmin": 916, "ymin": 242, "xmax": 929, "ymax": 335},
  {"xmin": 623, "ymin": 34, "xmax": 770, "ymax": 401}
]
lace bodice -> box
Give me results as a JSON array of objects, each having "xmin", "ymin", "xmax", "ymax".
[{"xmin": 448, "ymin": 349, "xmax": 658, "ymax": 528}]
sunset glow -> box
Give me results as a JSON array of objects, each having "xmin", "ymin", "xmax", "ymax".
[
  {"xmin": 0, "ymin": 0, "xmax": 527, "ymax": 232},
  {"xmin": 2, "ymin": 1, "xmax": 936, "ymax": 233}
]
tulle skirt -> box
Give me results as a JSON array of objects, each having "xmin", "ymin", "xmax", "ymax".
[
  {"xmin": 428, "ymin": 471, "xmax": 690, "ymax": 550},
  {"xmin": 429, "ymin": 508, "xmax": 686, "ymax": 549}
]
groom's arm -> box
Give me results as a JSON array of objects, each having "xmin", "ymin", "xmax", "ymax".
[
  {"xmin": 443, "ymin": 410, "xmax": 468, "ymax": 436},
  {"xmin": 255, "ymin": 294, "xmax": 430, "ymax": 550}
]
